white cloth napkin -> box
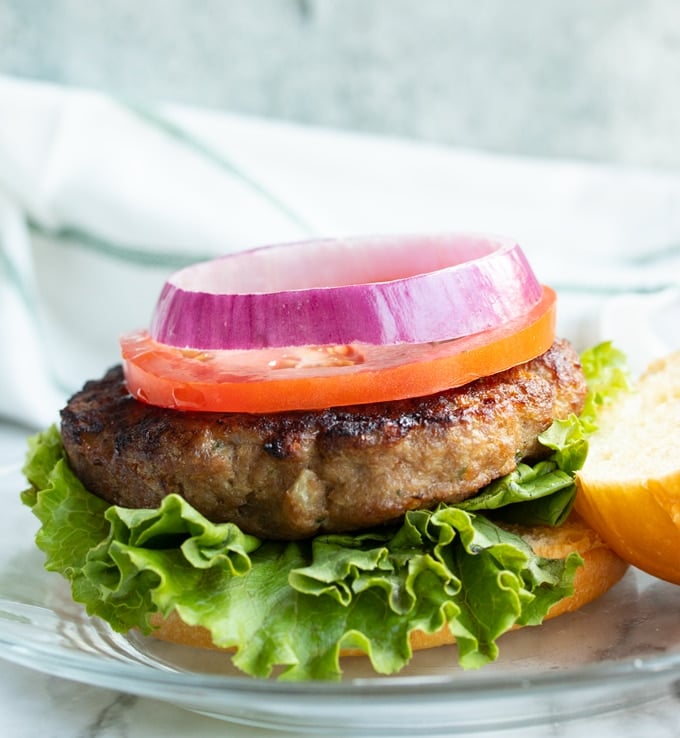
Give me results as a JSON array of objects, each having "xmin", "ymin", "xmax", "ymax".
[{"xmin": 1, "ymin": 75, "xmax": 680, "ymax": 428}]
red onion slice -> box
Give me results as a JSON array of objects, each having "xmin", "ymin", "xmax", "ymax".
[{"xmin": 150, "ymin": 233, "xmax": 542, "ymax": 350}]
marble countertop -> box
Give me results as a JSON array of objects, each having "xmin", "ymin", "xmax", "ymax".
[
  {"xmin": 4, "ymin": 2, "xmax": 680, "ymax": 171},
  {"xmin": 1, "ymin": 421, "xmax": 679, "ymax": 738}
]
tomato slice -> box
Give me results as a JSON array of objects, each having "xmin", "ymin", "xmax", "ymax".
[{"xmin": 121, "ymin": 286, "xmax": 556, "ymax": 413}]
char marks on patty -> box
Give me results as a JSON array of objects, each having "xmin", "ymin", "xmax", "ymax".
[{"xmin": 60, "ymin": 339, "xmax": 587, "ymax": 540}]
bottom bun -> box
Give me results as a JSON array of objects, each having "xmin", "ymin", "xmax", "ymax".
[{"xmin": 149, "ymin": 513, "xmax": 627, "ymax": 656}]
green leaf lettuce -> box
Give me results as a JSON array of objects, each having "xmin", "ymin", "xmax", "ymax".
[{"xmin": 20, "ymin": 343, "xmax": 627, "ymax": 681}]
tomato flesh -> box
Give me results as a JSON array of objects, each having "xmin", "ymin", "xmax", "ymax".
[{"xmin": 121, "ymin": 286, "xmax": 557, "ymax": 413}]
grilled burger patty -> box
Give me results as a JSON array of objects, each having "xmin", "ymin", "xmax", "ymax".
[{"xmin": 60, "ymin": 339, "xmax": 587, "ymax": 540}]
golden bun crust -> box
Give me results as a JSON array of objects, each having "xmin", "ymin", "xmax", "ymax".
[
  {"xmin": 575, "ymin": 351, "xmax": 680, "ymax": 584},
  {"xmin": 148, "ymin": 513, "xmax": 627, "ymax": 655}
]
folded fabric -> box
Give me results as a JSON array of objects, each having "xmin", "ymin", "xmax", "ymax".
[{"xmin": 1, "ymin": 75, "xmax": 679, "ymax": 428}]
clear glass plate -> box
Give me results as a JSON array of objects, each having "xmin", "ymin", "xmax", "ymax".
[{"xmin": 1, "ymin": 463, "xmax": 679, "ymax": 736}]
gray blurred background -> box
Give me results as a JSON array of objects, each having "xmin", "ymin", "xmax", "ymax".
[{"xmin": 1, "ymin": 0, "xmax": 679, "ymax": 169}]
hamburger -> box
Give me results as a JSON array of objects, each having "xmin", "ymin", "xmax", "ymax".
[{"xmin": 21, "ymin": 233, "xmax": 629, "ymax": 680}]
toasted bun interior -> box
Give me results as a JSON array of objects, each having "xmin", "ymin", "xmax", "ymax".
[{"xmin": 148, "ymin": 513, "xmax": 627, "ymax": 655}]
